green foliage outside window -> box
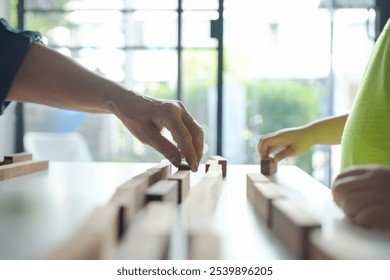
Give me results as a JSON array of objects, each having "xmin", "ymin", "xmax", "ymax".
[{"xmin": 246, "ymin": 80, "xmax": 322, "ymax": 173}]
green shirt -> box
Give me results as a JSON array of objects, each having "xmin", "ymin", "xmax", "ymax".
[{"xmin": 341, "ymin": 20, "xmax": 390, "ymax": 170}]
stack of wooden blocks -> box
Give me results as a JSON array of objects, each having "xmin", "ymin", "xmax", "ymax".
[
  {"xmin": 247, "ymin": 159, "xmax": 324, "ymax": 259},
  {"xmin": 47, "ymin": 156, "xmax": 227, "ymax": 260}
]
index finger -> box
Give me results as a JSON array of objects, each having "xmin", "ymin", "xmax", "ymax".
[
  {"xmin": 258, "ymin": 134, "xmax": 284, "ymax": 158},
  {"xmin": 161, "ymin": 110, "xmax": 199, "ymax": 172},
  {"xmin": 181, "ymin": 109, "xmax": 204, "ymax": 163}
]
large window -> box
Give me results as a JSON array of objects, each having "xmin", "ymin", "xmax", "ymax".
[{"xmin": 17, "ymin": 0, "xmax": 375, "ymax": 186}]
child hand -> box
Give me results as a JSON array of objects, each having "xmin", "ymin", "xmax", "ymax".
[{"xmin": 257, "ymin": 126, "xmax": 315, "ymax": 162}]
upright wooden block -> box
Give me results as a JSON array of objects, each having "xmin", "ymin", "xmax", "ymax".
[
  {"xmin": 261, "ymin": 157, "xmax": 277, "ymax": 175},
  {"xmin": 210, "ymin": 155, "xmax": 227, "ymax": 177},
  {"xmin": 109, "ymin": 164, "xmax": 173, "ymax": 239},
  {"xmin": 246, "ymin": 173, "xmax": 270, "ymax": 196},
  {"xmin": 247, "ymin": 181, "xmax": 285, "ymax": 227},
  {"xmin": 205, "ymin": 159, "xmax": 219, "ymax": 173},
  {"xmin": 108, "ymin": 186, "xmax": 139, "ymax": 239},
  {"xmin": 145, "ymin": 180, "xmax": 178, "ymax": 204},
  {"xmin": 188, "ymin": 230, "xmax": 220, "ymax": 260},
  {"xmin": 3, "ymin": 153, "xmax": 33, "ymax": 164},
  {"xmin": 115, "ymin": 202, "xmax": 176, "ymax": 260},
  {"xmin": 178, "ymin": 161, "xmax": 191, "ymax": 171},
  {"xmin": 109, "ymin": 174, "xmax": 149, "ymax": 234},
  {"xmin": 48, "ymin": 205, "xmax": 120, "ymax": 260},
  {"xmin": 168, "ymin": 170, "xmax": 190, "ymax": 203},
  {"xmin": 147, "ymin": 161, "xmax": 172, "ymax": 185},
  {"xmin": 0, "ymin": 160, "xmax": 48, "ymax": 180},
  {"xmin": 184, "ymin": 169, "xmax": 223, "ymax": 230},
  {"xmin": 271, "ymin": 199, "xmax": 321, "ymax": 259}
]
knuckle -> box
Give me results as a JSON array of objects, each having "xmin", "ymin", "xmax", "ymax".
[{"xmin": 181, "ymin": 132, "xmax": 193, "ymax": 144}]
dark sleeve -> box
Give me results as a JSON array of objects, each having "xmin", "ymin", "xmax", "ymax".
[{"xmin": 0, "ymin": 18, "xmax": 42, "ymax": 115}]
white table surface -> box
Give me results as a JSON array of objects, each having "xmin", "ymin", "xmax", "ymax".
[{"xmin": 0, "ymin": 162, "xmax": 389, "ymax": 260}]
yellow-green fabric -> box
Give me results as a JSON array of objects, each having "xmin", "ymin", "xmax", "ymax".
[{"xmin": 341, "ymin": 20, "xmax": 390, "ymax": 170}]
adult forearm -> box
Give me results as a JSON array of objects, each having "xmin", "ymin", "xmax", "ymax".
[{"xmin": 7, "ymin": 42, "xmax": 127, "ymax": 114}]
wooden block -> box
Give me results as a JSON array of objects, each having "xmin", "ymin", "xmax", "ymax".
[
  {"xmin": 3, "ymin": 153, "xmax": 33, "ymax": 164},
  {"xmin": 147, "ymin": 161, "xmax": 172, "ymax": 185},
  {"xmin": 307, "ymin": 223, "xmax": 390, "ymax": 260},
  {"xmin": 205, "ymin": 159, "xmax": 219, "ymax": 173},
  {"xmin": 48, "ymin": 205, "xmax": 120, "ymax": 260},
  {"xmin": 184, "ymin": 169, "xmax": 223, "ymax": 230},
  {"xmin": 115, "ymin": 202, "xmax": 176, "ymax": 260},
  {"xmin": 246, "ymin": 173, "xmax": 270, "ymax": 197},
  {"xmin": 108, "ymin": 186, "xmax": 137, "ymax": 240},
  {"xmin": 210, "ymin": 155, "xmax": 227, "ymax": 177},
  {"xmin": 261, "ymin": 157, "xmax": 277, "ymax": 175},
  {"xmin": 110, "ymin": 174, "xmax": 149, "ymax": 218},
  {"xmin": 247, "ymin": 181, "xmax": 285, "ymax": 227},
  {"xmin": 109, "ymin": 167, "xmax": 172, "ymax": 239},
  {"xmin": 307, "ymin": 229, "xmax": 333, "ymax": 260},
  {"xmin": 145, "ymin": 180, "xmax": 178, "ymax": 204},
  {"xmin": 271, "ymin": 199, "xmax": 321, "ymax": 259},
  {"xmin": 188, "ymin": 230, "xmax": 220, "ymax": 260},
  {"xmin": 168, "ymin": 170, "xmax": 190, "ymax": 203},
  {"xmin": 0, "ymin": 160, "xmax": 48, "ymax": 180},
  {"xmin": 178, "ymin": 161, "xmax": 191, "ymax": 171}
]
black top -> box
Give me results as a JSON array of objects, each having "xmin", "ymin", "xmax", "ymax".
[{"xmin": 0, "ymin": 18, "xmax": 41, "ymax": 115}]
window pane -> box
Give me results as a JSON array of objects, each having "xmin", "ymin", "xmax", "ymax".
[
  {"xmin": 125, "ymin": 50, "xmax": 178, "ymax": 94},
  {"xmin": 182, "ymin": 11, "xmax": 218, "ymax": 48},
  {"xmin": 183, "ymin": 0, "xmax": 219, "ymax": 10},
  {"xmin": 125, "ymin": 11, "xmax": 178, "ymax": 47},
  {"xmin": 182, "ymin": 50, "xmax": 217, "ymax": 160},
  {"xmin": 223, "ymin": 0, "xmax": 375, "ymax": 186},
  {"xmin": 125, "ymin": 0, "xmax": 177, "ymax": 10},
  {"xmin": 25, "ymin": 0, "xmax": 125, "ymax": 10}
]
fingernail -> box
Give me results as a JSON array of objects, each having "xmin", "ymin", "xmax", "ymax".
[{"xmin": 191, "ymin": 161, "xmax": 199, "ymax": 172}]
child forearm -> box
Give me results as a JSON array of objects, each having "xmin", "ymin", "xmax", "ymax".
[{"xmin": 303, "ymin": 114, "xmax": 348, "ymax": 145}]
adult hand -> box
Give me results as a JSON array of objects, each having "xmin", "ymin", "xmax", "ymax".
[
  {"xmin": 111, "ymin": 92, "xmax": 204, "ymax": 172},
  {"xmin": 332, "ymin": 165, "xmax": 390, "ymax": 230},
  {"xmin": 8, "ymin": 43, "xmax": 204, "ymax": 171}
]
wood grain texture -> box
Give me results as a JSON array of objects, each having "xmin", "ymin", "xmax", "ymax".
[
  {"xmin": 115, "ymin": 202, "xmax": 176, "ymax": 260},
  {"xmin": 188, "ymin": 230, "xmax": 220, "ymax": 260},
  {"xmin": 47, "ymin": 205, "xmax": 120, "ymax": 260},
  {"xmin": 260, "ymin": 157, "xmax": 277, "ymax": 175},
  {"xmin": 168, "ymin": 170, "xmax": 190, "ymax": 203},
  {"xmin": 3, "ymin": 153, "xmax": 33, "ymax": 164},
  {"xmin": 147, "ymin": 160, "xmax": 172, "ymax": 185},
  {"xmin": 271, "ymin": 199, "xmax": 321, "ymax": 259},
  {"xmin": 307, "ymin": 222, "xmax": 390, "ymax": 260},
  {"xmin": 247, "ymin": 181, "xmax": 285, "ymax": 227},
  {"xmin": 0, "ymin": 160, "xmax": 48, "ymax": 180},
  {"xmin": 184, "ymin": 170, "xmax": 223, "ymax": 231},
  {"xmin": 145, "ymin": 180, "xmax": 179, "ymax": 204}
]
